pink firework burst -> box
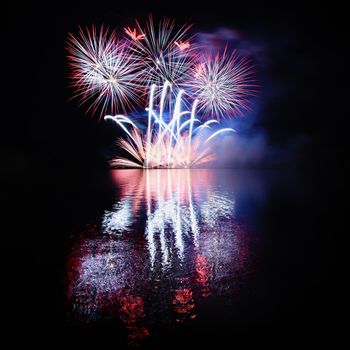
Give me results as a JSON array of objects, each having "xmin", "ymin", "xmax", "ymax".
[
  {"xmin": 67, "ymin": 26, "xmax": 144, "ymax": 118},
  {"xmin": 187, "ymin": 49, "xmax": 256, "ymax": 119}
]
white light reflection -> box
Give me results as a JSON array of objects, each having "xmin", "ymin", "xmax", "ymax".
[
  {"xmin": 102, "ymin": 199, "xmax": 132, "ymax": 234},
  {"xmin": 67, "ymin": 169, "xmax": 250, "ymax": 343},
  {"xmin": 200, "ymin": 193, "xmax": 235, "ymax": 229},
  {"xmin": 102, "ymin": 169, "xmax": 235, "ymax": 269}
]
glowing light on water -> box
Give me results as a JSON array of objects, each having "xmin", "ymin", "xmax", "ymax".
[
  {"xmin": 68, "ymin": 169, "xmax": 249, "ymax": 345},
  {"xmin": 201, "ymin": 193, "xmax": 235, "ymax": 229},
  {"xmin": 101, "ymin": 170, "xmax": 235, "ymax": 267},
  {"xmin": 102, "ymin": 199, "xmax": 132, "ymax": 234},
  {"xmin": 85, "ymin": 170, "xmax": 239, "ymax": 286}
]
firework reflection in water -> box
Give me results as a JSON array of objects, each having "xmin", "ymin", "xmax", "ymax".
[{"xmin": 67, "ymin": 169, "xmax": 250, "ymax": 347}]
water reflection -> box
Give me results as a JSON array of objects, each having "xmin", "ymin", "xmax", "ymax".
[{"xmin": 67, "ymin": 169, "xmax": 250, "ymax": 347}]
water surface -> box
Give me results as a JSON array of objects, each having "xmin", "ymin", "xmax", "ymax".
[
  {"xmin": 66, "ymin": 169, "xmax": 262, "ymax": 346},
  {"xmin": 61, "ymin": 167, "xmax": 328, "ymax": 347}
]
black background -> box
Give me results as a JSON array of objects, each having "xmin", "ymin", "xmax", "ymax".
[{"xmin": 4, "ymin": 0, "xmax": 343, "ymax": 346}]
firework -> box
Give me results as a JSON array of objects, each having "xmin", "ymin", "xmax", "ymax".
[
  {"xmin": 67, "ymin": 18, "xmax": 256, "ymax": 121},
  {"xmin": 67, "ymin": 18, "xmax": 257, "ymax": 167},
  {"xmin": 186, "ymin": 49, "xmax": 255, "ymax": 119},
  {"xmin": 123, "ymin": 17, "xmax": 195, "ymax": 93},
  {"xmin": 105, "ymin": 83, "xmax": 236, "ymax": 168},
  {"xmin": 67, "ymin": 26, "xmax": 143, "ymax": 117}
]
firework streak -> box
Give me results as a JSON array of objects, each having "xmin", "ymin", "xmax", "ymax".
[
  {"xmin": 67, "ymin": 17, "xmax": 256, "ymax": 168},
  {"xmin": 105, "ymin": 82, "xmax": 236, "ymax": 168}
]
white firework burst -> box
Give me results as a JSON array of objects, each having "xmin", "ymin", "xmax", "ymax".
[
  {"xmin": 124, "ymin": 17, "xmax": 195, "ymax": 93},
  {"xmin": 187, "ymin": 49, "xmax": 255, "ymax": 119},
  {"xmin": 67, "ymin": 26, "xmax": 143, "ymax": 118}
]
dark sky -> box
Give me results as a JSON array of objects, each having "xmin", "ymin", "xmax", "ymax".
[
  {"xmin": 4, "ymin": 0, "xmax": 344, "ymax": 213},
  {"xmin": 4, "ymin": 1, "xmax": 342, "ymax": 172}
]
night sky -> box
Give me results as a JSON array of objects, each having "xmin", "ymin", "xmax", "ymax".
[
  {"xmin": 5, "ymin": 1, "xmax": 342, "ymax": 171},
  {"xmin": 4, "ymin": 0, "xmax": 342, "ymax": 346}
]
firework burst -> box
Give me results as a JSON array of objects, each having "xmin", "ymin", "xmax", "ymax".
[
  {"xmin": 186, "ymin": 49, "xmax": 256, "ymax": 119},
  {"xmin": 67, "ymin": 17, "xmax": 258, "ymax": 168},
  {"xmin": 124, "ymin": 17, "xmax": 195, "ymax": 94},
  {"xmin": 67, "ymin": 26, "xmax": 143, "ymax": 117}
]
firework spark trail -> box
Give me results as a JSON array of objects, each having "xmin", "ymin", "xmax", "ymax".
[
  {"xmin": 105, "ymin": 83, "xmax": 235, "ymax": 168},
  {"xmin": 67, "ymin": 18, "xmax": 257, "ymax": 167},
  {"xmin": 124, "ymin": 17, "xmax": 196, "ymax": 95},
  {"xmin": 67, "ymin": 18, "xmax": 256, "ymax": 121},
  {"xmin": 186, "ymin": 49, "xmax": 256, "ymax": 119},
  {"xmin": 67, "ymin": 26, "xmax": 143, "ymax": 117}
]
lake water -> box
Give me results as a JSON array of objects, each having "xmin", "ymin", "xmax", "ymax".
[{"xmin": 61, "ymin": 168, "xmax": 325, "ymax": 347}]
